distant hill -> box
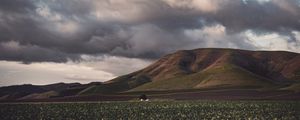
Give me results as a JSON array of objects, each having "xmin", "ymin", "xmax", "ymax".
[
  {"xmin": 1, "ymin": 48, "xmax": 300, "ymax": 101},
  {"xmin": 0, "ymin": 82, "xmax": 85, "ymax": 100}
]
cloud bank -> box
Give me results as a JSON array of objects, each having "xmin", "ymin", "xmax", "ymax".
[{"xmin": 0, "ymin": 0, "xmax": 300, "ymax": 63}]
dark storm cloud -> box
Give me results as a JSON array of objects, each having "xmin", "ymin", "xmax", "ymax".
[
  {"xmin": 0, "ymin": 0, "xmax": 300, "ymax": 63},
  {"xmin": 0, "ymin": 41, "xmax": 79, "ymax": 64},
  {"xmin": 0, "ymin": 0, "xmax": 35, "ymax": 13},
  {"xmin": 211, "ymin": 0, "xmax": 300, "ymax": 32}
]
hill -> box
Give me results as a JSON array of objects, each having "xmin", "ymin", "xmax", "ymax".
[
  {"xmin": 82, "ymin": 48, "xmax": 300, "ymax": 94},
  {"xmin": 1, "ymin": 48, "xmax": 300, "ymax": 101},
  {"xmin": 0, "ymin": 82, "xmax": 85, "ymax": 100}
]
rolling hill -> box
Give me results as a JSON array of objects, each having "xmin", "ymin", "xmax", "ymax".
[
  {"xmin": 1, "ymin": 48, "xmax": 300, "ymax": 101},
  {"xmin": 82, "ymin": 48, "xmax": 300, "ymax": 94}
]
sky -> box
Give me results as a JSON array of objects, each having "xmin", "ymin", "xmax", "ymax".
[{"xmin": 1, "ymin": 0, "xmax": 300, "ymax": 86}]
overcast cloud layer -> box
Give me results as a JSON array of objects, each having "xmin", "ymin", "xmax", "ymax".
[{"xmin": 1, "ymin": 0, "xmax": 300, "ymax": 86}]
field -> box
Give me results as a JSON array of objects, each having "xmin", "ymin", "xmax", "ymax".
[{"xmin": 1, "ymin": 101, "xmax": 299, "ymax": 120}]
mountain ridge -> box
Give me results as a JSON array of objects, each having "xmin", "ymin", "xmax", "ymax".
[{"xmin": 1, "ymin": 48, "xmax": 300, "ymax": 101}]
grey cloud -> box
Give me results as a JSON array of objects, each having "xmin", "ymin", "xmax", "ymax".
[
  {"xmin": 0, "ymin": 0, "xmax": 299, "ymax": 63},
  {"xmin": 0, "ymin": 41, "xmax": 79, "ymax": 64},
  {"xmin": 0, "ymin": 0, "xmax": 36, "ymax": 13},
  {"xmin": 210, "ymin": 0, "xmax": 300, "ymax": 33}
]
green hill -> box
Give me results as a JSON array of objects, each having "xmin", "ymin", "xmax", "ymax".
[{"xmin": 80, "ymin": 48, "xmax": 300, "ymax": 95}]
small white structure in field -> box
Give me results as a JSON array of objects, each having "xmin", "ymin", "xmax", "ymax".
[
  {"xmin": 140, "ymin": 99, "xmax": 149, "ymax": 101},
  {"xmin": 139, "ymin": 94, "xmax": 149, "ymax": 101}
]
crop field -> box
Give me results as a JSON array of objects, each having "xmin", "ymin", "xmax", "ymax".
[{"xmin": 0, "ymin": 101, "xmax": 299, "ymax": 120}]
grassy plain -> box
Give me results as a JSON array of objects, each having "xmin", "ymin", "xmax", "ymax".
[{"xmin": 0, "ymin": 100, "xmax": 299, "ymax": 120}]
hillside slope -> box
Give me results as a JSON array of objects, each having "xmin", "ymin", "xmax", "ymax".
[
  {"xmin": 82, "ymin": 48, "xmax": 300, "ymax": 94},
  {"xmin": 1, "ymin": 48, "xmax": 300, "ymax": 101}
]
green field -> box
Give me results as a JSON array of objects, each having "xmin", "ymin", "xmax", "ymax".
[{"xmin": 0, "ymin": 101, "xmax": 299, "ymax": 120}]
